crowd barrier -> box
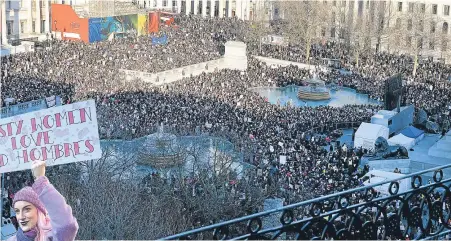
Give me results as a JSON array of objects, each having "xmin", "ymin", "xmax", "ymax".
[{"xmin": 120, "ymin": 58, "xmax": 228, "ymax": 85}]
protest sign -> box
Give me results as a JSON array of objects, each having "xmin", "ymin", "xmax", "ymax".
[
  {"xmin": 279, "ymin": 155, "xmax": 287, "ymax": 165},
  {"xmin": 0, "ymin": 100, "xmax": 102, "ymax": 173}
]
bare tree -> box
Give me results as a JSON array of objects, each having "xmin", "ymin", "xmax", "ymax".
[
  {"xmin": 394, "ymin": 1, "xmax": 442, "ymax": 76},
  {"xmin": 281, "ymin": 1, "xmax": 330, "ymax": 64},
  {"xmin": 249, "ymin": 0, "xmax": 271, "ymax": 54},
  {"xmin": 50, "ymin": 136, "xmax": 267, "ymax": 239}
]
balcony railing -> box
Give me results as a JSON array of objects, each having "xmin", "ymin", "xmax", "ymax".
[{"xmin": 162, "ymin": 163, "xmax": 451, "ymax": 240}]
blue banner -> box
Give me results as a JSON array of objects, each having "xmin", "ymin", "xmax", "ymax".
[
  {"xmin": 151, "ymin": 35, "xmax": 168, "ymax": 45},
  {"xmin": 1, "ymin": 96, "xmax": 62, "ymax": 118}
]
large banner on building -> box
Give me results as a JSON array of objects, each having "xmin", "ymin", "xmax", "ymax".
[
  {"xmin": 148, "ymin": 12, "xmax": 160, "ymax": 33},
  {"xmin": 89, "ymin": 14, "xmax": 139, "ymax": 42},
  {"xmin": 137, "ymin": 14, "xmax": 148, "ymax": 36},
  {"xmin": 0, "ymin": 100, "xmax": 102, "ymax": 173},
  {"xmin": 51, "ymin": 4, "xmax": 89, "ymax": 42}
]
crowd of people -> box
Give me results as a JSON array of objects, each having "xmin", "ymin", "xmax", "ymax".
[{"xmin": 1, "ymin": 14, "xmax": 451, "ymax": 237}]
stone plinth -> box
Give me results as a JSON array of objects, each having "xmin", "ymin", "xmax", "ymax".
[{"xmin": 224, "ymin": 41, "xmax": 247, "ymax": 71}]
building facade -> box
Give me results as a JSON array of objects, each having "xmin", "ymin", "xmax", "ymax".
[{"xmin": 134, "ymin": 0, "xmax": 273, "ymax": 20}]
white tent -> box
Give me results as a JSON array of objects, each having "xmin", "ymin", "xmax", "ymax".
[
  {"xmin": 354, "ymin": 123, "xmax": 389, "ymax": 150},
  {"xmin": 387, "ymin": 134, "xmax": 415, "ymax": 150}
]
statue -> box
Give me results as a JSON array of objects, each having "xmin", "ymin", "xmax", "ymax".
[{"xmin": 366, "ymin": 137, "xmax": 409, "ymax": 160}]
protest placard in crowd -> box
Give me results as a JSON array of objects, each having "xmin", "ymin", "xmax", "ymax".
[{"xmin": 0, "ymin": 100, "xmax": 102, "ymax": 173}]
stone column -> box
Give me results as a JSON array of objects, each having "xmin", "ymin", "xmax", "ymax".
[
  {"xmin": 236, "ymin": 0, "xmax": 241, "ymax": 19},
  {"xmin": 13, "ymin": 9, "xmax": 19, "ymax": 35},
  {"xmin": 45, "ymin": 0, "xmax": 49, "ymax": 33},
  {"xmin": 218, "ymin": 0, "xmax": 224, "ymax": 18},
  {"xmin": 28, "ymin": 0, "xmax": 33, "ymax": 33},
  {"xmin": 186, "ymin": 0, "xmax": 191, "ymax": 15},
  {"xmin": 1, "ymin": 0, "xmax": 6, "ymax": 44},
  {"xmin": 202, "ymin": 0, "xmax": 207, "ymax": 17},
  {"xmin": 177, "ymin": 0, "xmax": 182, "ymax": 13},
  {"xmin": 35, "ymin": 0, "xmax": 41, "ymax": 33},
  {"xmin": 210, "ymin": 0, "xmax": 215, "ymax": 17},
  {"xmin": 227, "ymin": 0, "xmax": 232, "ymax": 17},
  {"xmin": 245, "ymin": 0, "xmax": 251, "ymax": 20},
  {"xmin": 193, "ymin": 0, "xmax": 198, "ymax": 15}
]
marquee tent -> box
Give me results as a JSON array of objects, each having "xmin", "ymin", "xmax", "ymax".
[
  {"xmin": 400, "ymin": 126, "xmax": 425, "ymax": 144},
  {"xmin": 354, "ymin": 123, "xmax": 389, "ymax": 150},
  {"xmin": 387, "ymin": 133, "xmax": 415, "ymax": 150}
]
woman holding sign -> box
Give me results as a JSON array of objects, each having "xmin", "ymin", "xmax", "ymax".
[{"xmin": 8, "ymin": 160, "xmax": 78, "ymax": 241}]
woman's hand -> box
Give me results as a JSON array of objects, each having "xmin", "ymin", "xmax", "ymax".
[{"xmin": 32, "ymin": 160, "xmax": 46, "ymax": 180}]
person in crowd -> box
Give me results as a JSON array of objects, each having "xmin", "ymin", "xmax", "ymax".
[{"xmin": 8, "ymin": 161, "xmax": 78, "ymax": 241}]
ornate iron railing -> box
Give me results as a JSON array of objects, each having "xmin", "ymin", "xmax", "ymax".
[{"xmin": 162, "ymin": 163, "xmax": 451, "ymax": 240}]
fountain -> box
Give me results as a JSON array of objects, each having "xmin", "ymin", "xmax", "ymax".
[
  {"xmin": 137, "ymin": 123, "xmax": 184, "ymax": 168},
  {"xmin": 297, "ymin": 73, "xmax": 331, "ymax": 100}
]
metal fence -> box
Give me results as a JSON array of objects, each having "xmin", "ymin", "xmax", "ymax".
[{"xmin": 162, "ymin": 163, "xmax": 451, "ymax": 240}]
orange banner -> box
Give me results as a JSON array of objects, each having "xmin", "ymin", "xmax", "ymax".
[
  {"xmin": 51, "ymin": 4, "xmax": 89, "ymax": 43},
  {"xmin": 148, "ymin": 12, "xmax": 159, "ymax": 33}
]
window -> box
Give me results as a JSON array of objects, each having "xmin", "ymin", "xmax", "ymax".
[
  {"xmin": 442, "ymin": 39, "xmax": 447, "ymax": 51},
  {"xmin": 163, "ymin": 0, "xmax": 167, "ymax": 7},
  {"xmin": 407, "ymin": 19, "xmax": 412, "ymax": 30},
  {"xmin": 6, "ymin": 21, "xmax": 12, "ymax": 35},
  {"xmin": 445, "ymin": 5, "xmax": 450, "ymax": 16},
  {"xmin": 349, "ymin": 0, "xmax": 354, "ymax": 10},
  {"xmin": 339, "ymin": 28, "xmax": 345, "ymax": 39},
  {"xmin": 20, "ymin": 21, "xmax": 25, "ymax": 33},
  {"xmin": 358, "ymin": 0, "xmax": 363, "ymax": 16},
  {"xmin": 396, "ymin": 18, "xmax": 401, "ymax": 29},
  {"xmin": 444, "ymin": 22, "xmax": 449, "ymax": 34},
  {"xmin": 407, "ymin": 36, "xmax": 412, "ymax": 46},
  {"xmin": 331, "ymin": 12, "xmax": 336, "ymax": 24},
  {"xmin": 398, "ymin": 2, "xmax": 402, "ymax": 12},
  {"xmin": 432, "ymin": 4, "xmax": 437, "ymax": 14},
  {"xmin": 419, "ymin": 20, "xmax": 424, "ymax": 32},
  {"xmin": 32, "ymin": 20, "xmax": 35, "ymax": 33},
  {"xmin": 408, "ymin": 2, "xmax": 414, "ymax": 12},
  {"xmin": 342, "ymin": 0, "xmax": 346, "ymax": 7},
  {"xmin": 420, "ymin": 3, "xmax": 425, "ymax": 13},
  {"xmin": 331, "ymin": 27, "xmax": 336, "ymax": 38},
  {"xmin": 333, "ymin": 0, "xmax": 336, "ymax": 6},
  {"xmin": 431, "ymin": 22, "xmax": 436, "ymax": 33},
  {"xmin": 418, "ymin": 38, "xmax": 423, "ymax": 49},
  {"xmin": 430, "ymin": 41, "xmax": 435, "ymax": 50},
  {"xmin": 366, "ymin": 0, "xmax": 369, "ymax": 9}
]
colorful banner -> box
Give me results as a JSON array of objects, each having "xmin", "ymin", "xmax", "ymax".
[
  {"xmin": 137, "ymin": 14, "xmax": 148, "ymax": 36},
  {"xmin": 51, "ymin": 4, "xmax": 89, "ymax": 42},
  {"xmin": 89, "ymin": 14, "xmax": 139, "ymax": 43},
  {"xmin": 152, "ymin": 35, "xmax": 168, "ymax": 45},
  {"xmin": 148, "ymin": 12, "xmax": 160, "ymax": 33},
  {"xmin": 0, "ymin": 100, "xmax": 102, "ymax": 173}
]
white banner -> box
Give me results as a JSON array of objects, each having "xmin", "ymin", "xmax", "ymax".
[
  {"xmin": 45, "ymin": 95, "xmax": 56, "ymax": 108},
  {"xmin": 279, "ymin": 155, "xmax": 287, "ymax": 165},
  {"xmin": 0, "ymin": 100, "xmax": 102, "ymax": 173}
]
